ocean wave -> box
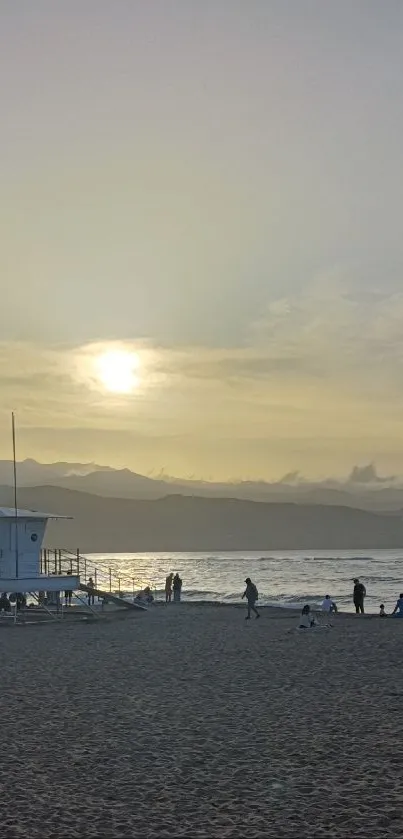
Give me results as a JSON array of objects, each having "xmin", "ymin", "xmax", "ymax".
[
  {"xmin": 311, "ymin": 556, "xmax": 375, "ymax": 562},
  {"xmin": 255, "ymin": 555, "xmax": 379, "ymax": 563}
]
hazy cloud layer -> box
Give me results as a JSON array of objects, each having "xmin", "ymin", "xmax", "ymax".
[
  {"xmin": 2, "ymin": 282, "xmax": 403, "ymax": 478},
  {"xmin": 1, "ymin": 2, "xmax": 403, "ymax": 477}
]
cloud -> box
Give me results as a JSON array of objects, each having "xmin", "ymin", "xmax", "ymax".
[
  {"xmin": 249, "ymin": 280, "xmax": 403, "ymax": 395},
  {"xmin": 2, "ymin": 279, "xmax": 403, "ymax": 479},
  {"xmin": 347, "ymin": 464, "xmax": 396, "ymax": 485}
]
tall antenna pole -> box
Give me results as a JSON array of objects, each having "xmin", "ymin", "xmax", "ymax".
[{"xmin": 12, "ymin": 412, "xmax": 19, "ymax": 578}]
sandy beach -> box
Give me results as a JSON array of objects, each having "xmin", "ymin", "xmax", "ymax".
[{"xmin": 2, "ymin": 603, "xmax": 403, "ymax": 838}]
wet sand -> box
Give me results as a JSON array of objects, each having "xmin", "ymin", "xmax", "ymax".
[{"xmin": 1, "ymin": 603, "xmax": 403, "ymax": 838}]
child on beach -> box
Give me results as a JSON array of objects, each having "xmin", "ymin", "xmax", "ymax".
[{"xmin": 379, "ymin": 604, "xmax": 386, "ymax": 618}]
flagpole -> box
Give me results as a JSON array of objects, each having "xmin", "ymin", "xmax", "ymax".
[{"xmin": 12, "ymin": 412, "xmax": 19, "ymax": 578}]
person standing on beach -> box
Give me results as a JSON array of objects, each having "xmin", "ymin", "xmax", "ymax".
[
  {"xmin": 353, "ymin": 578, "xmax": 366, "ymax": 614},
  {"xmin": 242, "ymin": 578, "xmax": 260, "ymax": 620},
  {"xmin": 64, "ymin": 569, "xmax": 73, "ymax": 607},
  {"xmin": 87, "ymin": 577, "xmax": 95, "ymax": 606},
  {"xmin": 173, "ymin": 573, "xmax": 182, "ymax": 602},
  {"xmin": 165, "ymin": 573, "xmax": 174, "ymax": 603}
]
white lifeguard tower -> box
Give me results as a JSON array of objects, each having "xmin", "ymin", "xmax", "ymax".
[{"xmin": 0, "ymin": 507, "xmax": 79, "ymax": 594}]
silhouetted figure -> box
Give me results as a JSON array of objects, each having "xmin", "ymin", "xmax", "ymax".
[
  {"xmin": 173, "ymin": 573, "xmax": 182, "ymax": 602},
  {"xmin": 353, "ymin": 578, "xmax": 366, "ymax": 614},
  {"xmin": 165, "ymin": 573, "xmax": 174, "ymax": 603},
  {"xmin": 379, "ymin": 604, "xmax": 386, "ymax": 618},
  {"xmin": 64, "ymin": 569, "xmax": 73, "ymax": 607},
  {"xmin": 242, "ymin": 577, "xmax": 260, "ymax": 620},
  {"xmin": 143, "ymin": 586, "xmax": 154, "ymax": 604},
  {"xmin": 87, "ymin": 577, "xmax": 95, "ymax": 606},
  {"xmin": 391, "ymin": 593, "xmax": 403, "ymax": 618},
  {"xmin": 0, "ymin": 593, "xmax": 11, "ymax": 613}
]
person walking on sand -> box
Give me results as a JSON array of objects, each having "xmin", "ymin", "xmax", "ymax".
[
  {"xmin": 242, "ymin": 577, "xmax": 260, "ymax": 620},
  {"xmin": 165, "ymin": 573, "xmax": 174, "ymax": 603},
  {"xmin": 353, "ymin": 578, "xmax": 366, "ymax": 614},
  {"xmin": 173, "ymin": 573, "xmax": 182, "ymax": 602}
]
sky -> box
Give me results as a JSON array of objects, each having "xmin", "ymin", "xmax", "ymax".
[{"xmin": 1, "ymin": 0, "xmax": 403, "ymax": 480}]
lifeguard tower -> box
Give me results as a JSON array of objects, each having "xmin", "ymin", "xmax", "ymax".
[{"xmin": 0, "ymin": 507, "xmax": 79, "ymax": 596}]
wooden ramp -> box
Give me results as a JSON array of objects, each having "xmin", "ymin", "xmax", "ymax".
[{"xmin": 78, "ymin": 584, "xmax": 148, "ymax": 611}]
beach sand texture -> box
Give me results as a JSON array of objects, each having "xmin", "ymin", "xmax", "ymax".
[{"xmin": 1, "ymin": 604, "xmax": 403, "ymax": 838}]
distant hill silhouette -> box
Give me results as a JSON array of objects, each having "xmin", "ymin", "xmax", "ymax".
[
  {"xmin": 2, "ymin": 458, "xmax": 403, "ymax": 512},
  {"xmin": 0, "ymin": 484, "xmax": 402, "ymax": 551}
]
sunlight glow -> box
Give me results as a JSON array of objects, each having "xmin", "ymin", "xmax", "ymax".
[{"xmin": 95, "ymin": 349, "xmax": 140, "ymax": 394}]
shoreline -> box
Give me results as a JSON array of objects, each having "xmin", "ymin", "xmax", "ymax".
[{"xmin": 154, "ymin": 599, "xmax": 386, "ymax": 617}]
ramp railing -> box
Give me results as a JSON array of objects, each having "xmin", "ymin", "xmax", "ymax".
[{"xmin": 40, "ymin": 548, "xmax": 156, "ymax": 600}]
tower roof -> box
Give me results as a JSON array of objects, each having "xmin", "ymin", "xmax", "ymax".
[{"xmin": 0, "ymin": 507, "xmax": 71, "ymax": 519}]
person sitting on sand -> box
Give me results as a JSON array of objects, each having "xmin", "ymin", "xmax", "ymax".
[
  {"xmin": 391, "ymin": 593, "xmax": 403, "ymax": 618},
  {"xmin": 242, "ymin": 578, "xmax": 260, "ymax": 620},
  {"xmin": 379, "ymin": 604, "xmax": 386, "ymax": 618},
  {"xmin": 321, "ymin": 595, "xmax": 337, "ymax": 614},
  {"xmin": 173, "ymin": 573, "xmax": 182, "ymax": 603},
  {"xmin": 134, "ymin": 586, "xmax": 154, "ymax": 605},
  {"xmin": 299, "ymin": 604, "xmax": 317, "ymax": 629},
  {"xmin": 165, "ymin": 573, "xmax": 174, "ymax": 603},
  {"xmin": 0, "ymin": 592, "xmax": 11, "ymax": 613},
  {"xmin": 144, "ymin": 586, "xmax": 154, "ymax": 603}
]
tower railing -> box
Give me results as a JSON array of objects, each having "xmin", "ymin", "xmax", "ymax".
[{"xmin": 40, "ymin": 548, "xmax": 156, "ymax": 599}]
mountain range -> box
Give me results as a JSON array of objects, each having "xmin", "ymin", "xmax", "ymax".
[
  {"xmin": 1, "ymin": 458, "xmax": 403, "ymax": 512},
  {"xmin": 0, "ymin": 459, "xmax": 401, "ymax": 550},
  {"xmin": 0, "ymin": 483, "xmax": 401, "ymax": 552}
]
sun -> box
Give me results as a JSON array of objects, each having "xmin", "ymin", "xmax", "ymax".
[{"xmin": 95, "ymin": 349, "xmax": 140, "ymax": 394}]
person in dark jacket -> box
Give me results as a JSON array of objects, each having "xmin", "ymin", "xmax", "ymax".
[
  {"xmin": 353, "ymin": 578, "xmax": 366, "ymax": 614},
  {"xmin": 0, "ymin": 592, "xmax": 11, "ymax": 612},
  {"xmin": 64, "ymin": 569, "xmax": 73, "ymax": 607},
  {"xmin": 242, "ymin": 578, "xmax": 260, "ymax": 620},
  {"xmin": 173, "ymin": 573, "xmax": 182, "ymax": 602},
  {"xmin": 87, "ymin": 577, "xmax": 95, "ymax": 606}
]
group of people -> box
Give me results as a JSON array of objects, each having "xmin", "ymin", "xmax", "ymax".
[
  {"xmin": 0, "ymin": 592, "xmax": 26, "ymax": 613},
  {"xmin": 242, "ymin": 575, "xmax": 403, "ymax": 624},
  {"xmin": 165, "ymin": 572, "xmax": 183, "ymax": 603},
  {"xmin": 380, "ymin": 593, "xmax": 403, "ymax": 618},
  {"xmin": 352, "ymin": 578, "xmax": 403, "ymax": 618}
]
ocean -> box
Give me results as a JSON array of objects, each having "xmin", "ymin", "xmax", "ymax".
[{"xmin": 85, "ymin": 549, "xmax": 403, "ymax": 614}]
